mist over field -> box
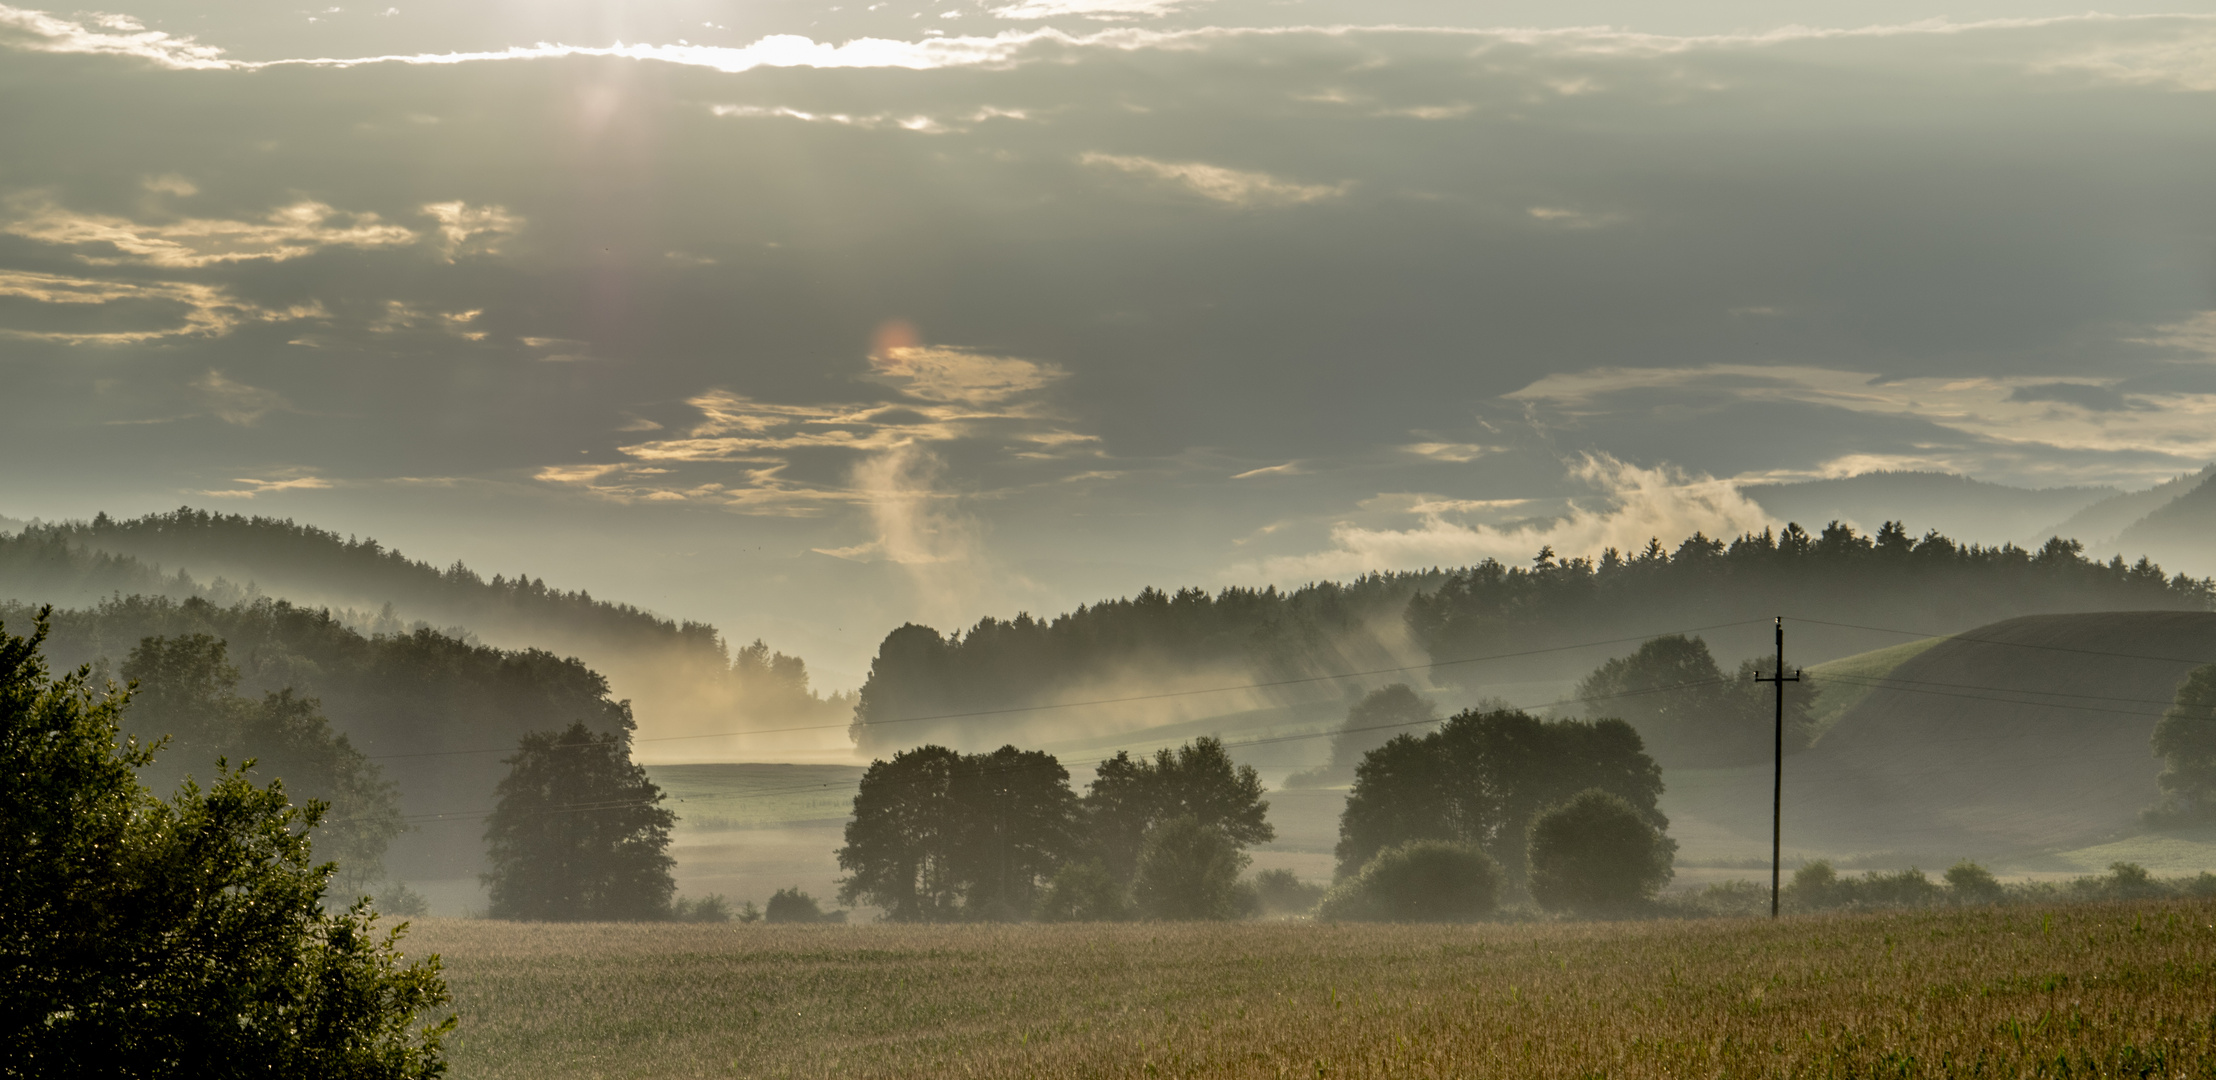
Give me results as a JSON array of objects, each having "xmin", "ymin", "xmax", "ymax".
[{"xmin": 8, "ymin": 1, "xmax": 2216, "ymax": 1075}]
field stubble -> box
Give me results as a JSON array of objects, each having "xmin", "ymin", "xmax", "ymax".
[{"xmin": 407, "ymin": 899, "xmax": 2216, "ymax": 1078}]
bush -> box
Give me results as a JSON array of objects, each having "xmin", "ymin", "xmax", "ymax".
[
  {"xmin": 765, "ymin": 887, "xmax": 845, "ymax": 924},
  {"xmin": 1526, "ymin": 788, "xmax": 1675, "ymax": 914},
  {"xmin": 1037, "ymin": 859, "xmax": 1132, "ymax": 922},
  {"xmin": 1786, "ymin": 861, "xmax": 1839, "ymax": 910},
  {"xmin": 1132, "ymin": 814, "xmax": 1251, "ymax": 920},
  {"xmin": 376, "ymin": 881, "xmax": 431, "ymax": 918},
  {"xmin": 1252, "ymin": 868, "xmax": 1327, "ymax": 916},
  {"xmin": 1318, "ymin": 842, "xmax": 1500, "ymax": 922},
  {"xmin": 1944, "ymin": 861, "xmax": 2004, "ymax": 905},
  {"xmin": 672, "ymin": 894, "xmax": 733, "ymax": 923}
]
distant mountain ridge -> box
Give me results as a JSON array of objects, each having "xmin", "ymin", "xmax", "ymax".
[{"xmin": 2111, "ymin": 469, "xmax": 2216, "ymax": 577}]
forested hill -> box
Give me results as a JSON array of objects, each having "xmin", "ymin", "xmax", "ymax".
[
  {"xmin": 0, "ymin": 509, "xmax": 850, "ymax": 752},
  {"xmin": 9, "ymin": 594, "xmax": 634, "ymax": 878},
  {"xmin": 851, "ymin": 573, "xmax": 1447, "ymax": 753},
  {"xmin": 853, "ymin": 521, "xmax": 2214, "ymax": 757}
]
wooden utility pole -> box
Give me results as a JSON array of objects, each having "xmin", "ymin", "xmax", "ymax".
[{"xmin": 1754, "ymin": 616, "xmax": 1801, "ymax": 919}]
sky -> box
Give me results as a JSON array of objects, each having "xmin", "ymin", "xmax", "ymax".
[{"xmin": 2, "ymin": 0, "xmax": 2214, "ymax": 690}]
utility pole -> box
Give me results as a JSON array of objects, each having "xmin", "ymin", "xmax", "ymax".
[{"xmin": 1754, "ymin": 616, "xmax": 1801, "ymax": 919}]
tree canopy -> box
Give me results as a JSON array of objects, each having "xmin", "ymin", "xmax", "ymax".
[
  {"xmin": 837, "ymin": 744, "xmax": 1081, "ymax": 921},
  {"xmin": 2149, "ymin": 663, "xmax": 2216, "ymax": 824},
  {"xmin": 1526, "ymin": 788, "xmax": 1678, "ymax": 913},
  {"xmin": 1574, "ymin": 634, "xmax": 1811, "ymax": 767},
  {"xmin": 1335, "ymin": 707, "xmax": 1664, "ymax": 881},
  {"xmin": 1285, "ymin": 683, "xmax": 1439, "ymax": 788},
  {"xmin": 483, "ymin": 721, "xmax": 677, "ymax": 921},
  {"xmin": 1083, "ymin": 736, "xmax": 1273, "ymax": 881},
  {"xmin": 122, "ymin": 633, "xmax": 404, "ymax": 892},
  {"xmin": 0, "ymin": 608, "xmax": 451, "ymax": 1077}
]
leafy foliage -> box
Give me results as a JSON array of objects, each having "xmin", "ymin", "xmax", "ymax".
[
  {"xmin": 1083, "ymin": 737, "xmax": 1273, "ymax": 881},
  {"xmin": 2148, "ymin": 663, "xmax": 2216, "ymax": 824},
  {"xmin": 1526, "ymin": 788, "xmax": 1677, "ymax": 913},
  {"xmin": 838, "ymin": 744, "xmax": 1081, "ymax": 921},
  {"xmin": 0, "ymin": 608, "xmax": 451, "ymax": 1077},
  {"xmin": 1251, "ymin": 868, "xmax": 1327, "ymax": 916},
  {"xmin": 1335, "ymin": 707, "xmax": 1664, "ymax": 881},
  {"xmin": 1131, "ymin": 814, "xmax": 1253, "ymax": 921},
  {"xmin": 1037, "ymin": 860, "xmax": 1132, "ymax": 922},
  {"xmin": 764, "ymin": 888, "xmax": 845, "ymax": 924},
  {"xmin": 1317, "ymin": 841, "xmax": 1501, "ymax": 922},
  {"xmin": 122, "ymin": 632, "xmax": 404, "ymax": 892},
  {"xmin": 1574, "ymin": 635, "xmax": 1811, "ymax": 767},
  {"xmin": 483, "ymin": 721, "xmax": 676, "ymax": 921},
  {"xmin": 7, "ymin": 594, "xmax": 636, "ymax": 877}
]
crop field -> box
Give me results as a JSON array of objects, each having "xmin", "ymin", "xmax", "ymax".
[{"xmin": 405, "ymin": 897, "xmax": 2216, "ymax": 1079}]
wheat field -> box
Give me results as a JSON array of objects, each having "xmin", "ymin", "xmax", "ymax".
[{"xmin": 405, "ymin": 900, "xmax": 2216, "ymax": 1078}]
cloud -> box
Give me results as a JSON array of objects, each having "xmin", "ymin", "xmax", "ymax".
[
  {"xmin": 2006, "ymin": 381, "xmax": 2131, "ymax": 412},
  {"xmin": 192, "ymin": 370, "xmax": 292, "ymax": 425},
  {"xmin": 2038, "ymin": 22, "xmax": 2216, "ymax": 92},
  {"xmin": 866, "ymin": 343, "xmax": 1065, "ymax": 405},
  {"xmin": 1401, "ymin": 442, "xmax": 1498, "ymax": 463},
  {"xmin": 420, "ymin": 201, "xmax": 523, "ymax": 259},
  {"xmin": 1231, "ymin": 461, "xmax": 1304, "ymax": 479},
  {"xmin": 1080, "ymin": 152, "xmax": 1347, "ymax": 207},
  {"xmin": 1508, "ymin": 362, "xmax": 2216, "ymax": 485},
  {"xmin": 1526, "ymin": 206, "xmax": 1624, "ymax": 229},
  {"xmin": 0, "ymin": 269, "xmax": 319, "ymax": 343},
  {"xmin": 201, "ymin": 473, "xmax": 333, "ymax": 498},
  {"xmin": 990, "ymin": 0, "xmax": 1198, "ymax": 19},
  {"xmin": 1245, "ymin": 455, "xmax": 1774, "ymax": 583},
  {"xmin": 4, "ymin": 196, "xmax": 419, "ymax": 267},
  {"xmin": 0, "ymin": 3, "xmax": 229, "ymax": 68}
]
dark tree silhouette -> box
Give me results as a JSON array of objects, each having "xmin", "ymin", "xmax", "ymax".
[
  {"xmin": 1131, "ymin": 814, "xmax": 1251, "ymax": 921},
  {"xmin": 1526, "ymin": 788, "xmax": 1677, "ymax": 913},
  {"xmin": 837, "ymin": 744, "xmax": 1081, "ymax": 921},
  {"xmin": 1575, "ymin": 634, "xmax": 1811, "ymax": 767},
  {"xmin": 1318, "ymin": 841, "xmax": 1501, "ymax": 923},
  {"xmin": 483, "ymin": 721, "xmax": 675, "ymax": 921},
  {"xmin": 2149, "ymin": 663, "xmax": 2216, "ymax": 824},
  {"xmin": 1336, "ymin": 707, "xmax": 1665, "ymax": 882},
  {"xmin": 1083, "ymin": 736, "xmax": 1273, "ymax": 880},
  {"xmin": 121, "ymin": 633, "xmax": 403, "ymax": 893},
  {"xmin": 0, "ymin": 609, "xmax": 451, "ymax": 1076},
  {"xmin": 1285, "ymin": 683, "xmax": 1439, "ymax": 788}
]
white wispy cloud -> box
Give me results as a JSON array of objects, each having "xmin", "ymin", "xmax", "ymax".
[
  {"xmin": 4, "ymin": 196, "xmax": 418, "ymax": 267},
  {"xmin": 1079, "ymin": 152, "xmax": 1347, "ymax": 207},
  {"xmin": 1243, "ymin": 455, "xmax": 1774, "ymax": 583},
  {"xmin": 990, "ymin": 0, "xmax": 1199, "ymax": 19},
  {"xmin": 192, "ymin": 369, "xmax": 292, "ymax": 425}
]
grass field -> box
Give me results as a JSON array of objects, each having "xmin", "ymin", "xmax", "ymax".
[
  {"xmin": 404, "ymin": 898, "xmax": 2216, "ymax": 1079},
  {"xmin": 1802, "ymin": 635, "xmax": 1947, "ymax": 742}
]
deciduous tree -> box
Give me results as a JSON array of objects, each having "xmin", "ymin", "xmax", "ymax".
[{"xmin": 483, "ymin": 720, "xmax": 676, "ymax": 921}]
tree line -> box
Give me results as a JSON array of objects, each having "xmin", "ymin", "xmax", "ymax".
[{"xmin": 850, "ymin": 521, "xmax": 2212, "ymax": 752}]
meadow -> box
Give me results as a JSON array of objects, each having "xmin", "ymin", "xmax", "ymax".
[{"xmin": 406, "ymin": 898, "xmax": 2216, "ymax": 1079}]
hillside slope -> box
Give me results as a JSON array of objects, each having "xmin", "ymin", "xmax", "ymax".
[
  {"xmin": 2110, "ymin": 472, "xmax": 2216, "ymax": 578},
  {"xmin": 1786, "ymin": 611, "xmax": 2216, "ymax": 859},
  {"xmin": 2032, "ymin": 465, "xmax": 2213, "ymax": 551},
  {"xmin": 0, "ymin": 510, "xmax": 851, "ymax": 758}
]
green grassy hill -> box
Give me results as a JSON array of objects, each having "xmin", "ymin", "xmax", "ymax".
[{"xmin": 1792, "ymin": 610, "xmax": 2216, "ymax": 861}]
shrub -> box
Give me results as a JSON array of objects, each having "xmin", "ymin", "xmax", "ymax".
[
  {"xmin": 1786, "ymin": 861, "xmax": 1839, "ymax": 910},
  {"xmin": 1037, "ymin": 859, "xmax": 1131, "ymax": 922},
  {"xmin": 1944, "ymin": 861, "xmax": 2004, "ymax": 905},
  {"xmin": 1252, "ymin": 868, "xmax": 1327, "ymax": 916},
  {"xmin": 1132, "ymin": 814, "xmax": 1250, "ymax": 920},
  {"xmin": 765, "ymin": 887, "xmax": 845, "ymax": 924},
  {"xmin": 376, "ymin": 881, "xmax": 431, "ymax": 918},
  {"xmin": 1318, "ymin": 842, "xmax": 1501, "ymax": 922},
  {"xmin": 2105, "ymin": 862, "xmax": 2164, "ymax": 900},
  {"xmin": 1526, "ymin": 788, "xmax": 1675, "ymax": 913},
  {"xmin": 672, "ymin": 894, "xmax": 733, "ymax": 923},
  {"xmin": 1858, "ymin": 867, "xmax": 1942, "ymax": 908}
]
